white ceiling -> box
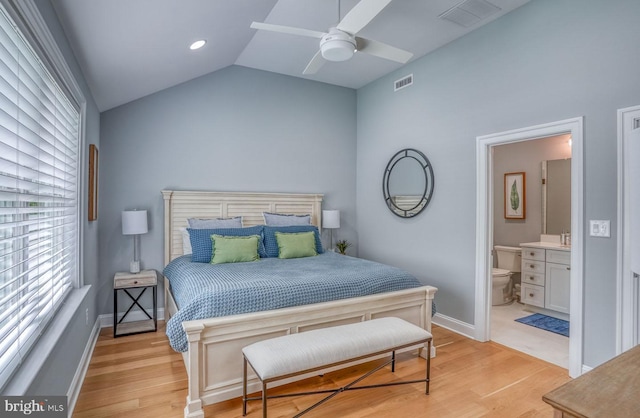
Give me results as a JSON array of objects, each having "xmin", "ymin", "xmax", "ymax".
[{"xmin": 52, "ymin": 0, "xmax": 530, "ymax": 111}]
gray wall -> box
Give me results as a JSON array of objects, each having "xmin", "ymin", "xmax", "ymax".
[
  {"xmin": 99, "ymin": 66, "xmax": 357, "ymax": 316},
  {"xmin": 493, "ymin": 135, "xmax": 572, "ymax": 247},
  {"xmin": 356, "ymin": 0, "xmax": 640, "ymax": 367}
]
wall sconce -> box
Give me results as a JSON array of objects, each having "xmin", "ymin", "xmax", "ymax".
[
  {"xmin": 122, "ymin": 210, "xmax": 148, "ymax": 273},
  {"xmin": 322, "ymin": 210, "xmax": 340, "ymax": 251}
]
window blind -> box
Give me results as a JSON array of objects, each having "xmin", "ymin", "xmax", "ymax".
[{"xmin": 0, "ymin": 4, "xmax": 80, "ymax": 389}]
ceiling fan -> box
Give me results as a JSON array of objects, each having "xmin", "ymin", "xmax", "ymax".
[{"xmin": 250, "ymin": 0, "xmax": 413, "ymax": 74}]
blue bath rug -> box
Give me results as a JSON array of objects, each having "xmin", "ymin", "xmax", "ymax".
[{"xmin": 515, "ymin": 313, "xmax": 569, "ymax": 337}]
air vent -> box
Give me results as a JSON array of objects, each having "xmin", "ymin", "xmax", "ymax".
[
  {"xmin": 394, "ymin": 74, "xmax": 413, "ymax": 91},
  {"xmin": 439, "ymin": 0, "xmax": 501, "ymax": 28}
]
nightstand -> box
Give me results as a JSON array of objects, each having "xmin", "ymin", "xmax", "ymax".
[{"xmin": 113, "ymin": 269, "xmax": 157, "ymax": 338}]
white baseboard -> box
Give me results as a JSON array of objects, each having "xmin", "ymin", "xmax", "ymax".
[
  {"xmin": 432, "ymin": 312, "xmax": 476, "ymax": 340},
  {"xmin": 99, "ymin": 308, "xmax": 165, "ymax": 328},
  {"xmin": 66, "ymin": 317, "xmax": 101, "ymax": 418}
]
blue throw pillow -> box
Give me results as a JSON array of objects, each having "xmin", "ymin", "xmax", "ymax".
[
  {"xmin": 189, "ymin": 225, "xmax": 265, "ymax": 262},
  {"xmin": 263, "ymin": 225, "xmax": 323, "ymax": 257}
]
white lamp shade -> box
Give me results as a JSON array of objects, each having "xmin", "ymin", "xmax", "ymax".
[
  {"xmin": 323, "ymin": 210, "xmax": 340, "ymax": 229},
  {"xmin": 122, "ymin": 210, "xmax": 148, "ymax": 235}
]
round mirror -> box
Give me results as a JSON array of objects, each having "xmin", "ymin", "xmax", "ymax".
[{"xmin": 382, "ymin": 148, "xmax": 434, "ymax": 218}]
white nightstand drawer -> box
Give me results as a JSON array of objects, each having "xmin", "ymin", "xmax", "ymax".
[
  {"xmin": 521, "ymin": 247, "xmax": 545, "ymax": 261},
  {"xmin": 114, "ymin": 270, "xmax": 157, "ymax": 289},
  {"xmin": 522, "ymin": 271, "xmax": 545, "ymax": 286},
  {"xmin": 522, "ymin": 283, "xmax": 545, "ymax": 308},
  {"xmin": 522, "ymin": 259, "xmax": 545, "ymax": 274}
]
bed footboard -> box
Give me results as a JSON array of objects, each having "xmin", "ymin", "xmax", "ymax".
[{"xmin": 174, "ymin": 285, "xmax": 437, "ymax": 418}]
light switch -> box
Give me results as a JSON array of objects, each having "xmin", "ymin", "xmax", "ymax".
[{"xmin": 590, "ymin": 220, "xmax": 610, "ymax": 237}]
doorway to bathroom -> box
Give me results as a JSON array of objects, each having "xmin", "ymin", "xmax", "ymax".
[
  {"xmin": 474, "ymin": 118, "xmax": 584, "ymax": 378},
  {"xmin": 491, "ymin": 135, "xmax": 571, "ymax": 369}
]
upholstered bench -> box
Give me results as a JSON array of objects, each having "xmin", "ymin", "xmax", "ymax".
[{"xmin": 242, "ymin": 317, "xmax": 432, "ymax": 417}]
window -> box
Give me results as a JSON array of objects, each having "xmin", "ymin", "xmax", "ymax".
[{"xmin": 0, "ymin": 2, "xmax": 81, "ymax": 389}]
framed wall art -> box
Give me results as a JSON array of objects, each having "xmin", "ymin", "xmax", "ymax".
[
  {"xmin": 88, "ymin": 144, "xmax": 98, "ymax": 221},
  {"xmin": 504, "ymin": 172, "xmax": 525, "ymax": 219}
]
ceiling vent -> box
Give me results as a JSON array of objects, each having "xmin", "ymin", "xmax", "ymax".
[
  {"xmin": 394, "ymin": 74, "xmax": 413, "ymax": 92},
  {"xmin": 439, "ymin": 0, "xmax": 502, "ymax": 28}
]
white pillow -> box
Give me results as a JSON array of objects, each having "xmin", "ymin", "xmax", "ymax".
[
  {"xmin": 188, "ymin": 216, "xmax": 243, "ymax": 228},
  {"xmin": 180, "ymin": 227, "xmax": 192, "ymax": 255},
  {"xmin": 263, "ymin": 212, "xmax": 311, "ymax": 226}
]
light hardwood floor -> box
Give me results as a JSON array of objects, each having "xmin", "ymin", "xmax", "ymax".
[{"xmin": 73, "ymin": 322, "xmax": 571, "ymax": 417}]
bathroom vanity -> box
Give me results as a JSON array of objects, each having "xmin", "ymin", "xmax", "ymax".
[{"xmin": 520, "ymin": 241, "xmax": 571, "ymax": 318}]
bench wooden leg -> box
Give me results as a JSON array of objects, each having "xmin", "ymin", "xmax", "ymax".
[
  {"xmin": 262, "ymin": 382, "xmax": 268, "ymax": 418},
  {"xmin": 426, "ymin": 340, "xmax": 432, "ymax": 394},
  {"xmin": 242, "ymin": 357, "xmax": 248, "ymax": 416}
]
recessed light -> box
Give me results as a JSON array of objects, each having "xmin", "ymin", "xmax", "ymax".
[{"xmin": 189, "ymin": 40, "xmax": 206, "ymax": 50}]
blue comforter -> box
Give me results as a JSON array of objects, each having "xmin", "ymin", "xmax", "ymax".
[{"xmin": 163, "ymin": 252, "xmax": 422, "ymax": 352}]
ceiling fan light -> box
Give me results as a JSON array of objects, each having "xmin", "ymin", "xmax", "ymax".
[
  {"xmin": 321, "ymin": 40, "xmax": 355, "ymax": 61},
  {"xmin": 320, "ymin": 28, "xmax": 356, "ymax": 62}
]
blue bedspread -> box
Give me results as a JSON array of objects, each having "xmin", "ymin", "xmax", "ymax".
[{"xmin": 163, "ymin": 252, "xmax": 422, "ymax": 352}]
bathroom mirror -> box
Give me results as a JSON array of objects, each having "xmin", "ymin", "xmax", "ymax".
[
  {"xmin": 542, "ymin": 158, "xmax": 571, "ymax": 234},
  {"xmin": 382, "ymin": 148, "xmax": 434, "ymax": 218}
]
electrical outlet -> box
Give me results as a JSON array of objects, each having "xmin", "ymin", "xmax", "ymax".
[
  {"xmin": 85, "ymin": 308, "xmax": 89, "ymax": 325},
  {"xmin": 590, "ymin": 220, "xmax": 610, "ymax": 237}
]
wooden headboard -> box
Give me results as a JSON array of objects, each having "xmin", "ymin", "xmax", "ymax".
[{"xmin": 161, "ymin": 190, "xmax": 324, "ymax": 265}]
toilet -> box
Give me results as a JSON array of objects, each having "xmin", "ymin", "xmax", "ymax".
[{"xmin": 492, "ymin": 245, "xmax": 522, "ymax": 306}]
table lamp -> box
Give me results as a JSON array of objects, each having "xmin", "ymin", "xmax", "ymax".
[
  {"xmin": 122, "ymin": 210, "xmax": 148, "ymax": 273},
  {"xmin": 322, "ymin": 210, "xmax": 340, "ymax": 251}
]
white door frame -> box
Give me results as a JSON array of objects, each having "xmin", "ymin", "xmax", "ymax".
[
  {"xmin": 474, "ymin": 117, "xmax": 584, "ymax": 378},
  {"xmin": 617, "ymin": 105, "xmax": 640, "ymax": 352}
]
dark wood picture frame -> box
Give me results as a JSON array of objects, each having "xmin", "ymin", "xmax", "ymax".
[
  {"xmin": 504, "ymin": 172, "xmax": 525, "ymax": 219},
  {"xmin": 88, "ymin": 144, "xmax": 98, "ymax": 221}
]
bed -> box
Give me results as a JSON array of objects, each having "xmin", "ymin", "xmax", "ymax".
[{"xmin": 161, "ymin": 190, "xmax": 438, "ymax": 418}]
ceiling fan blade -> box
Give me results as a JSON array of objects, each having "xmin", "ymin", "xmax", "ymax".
[
  {"xmin": 356, "ymin": 37, "xmax": 413, "ymax": 64},
  {"xmin": 303, "ymin": 51, "xmax": 326, "ymax": 75},
  {"xmin": 336, "ymin": 0, "xmax": 393, "ymax": 35},
  {"xmin": 250, "ymin": 22, "xmax": 325, "ymax": 39}
]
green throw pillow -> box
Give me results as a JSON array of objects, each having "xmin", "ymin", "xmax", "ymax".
[
  {"xmin": 275, "ymin": 231, "xmax": 318, "ymax": 259},
  {"xmin": 211, "ymin": 234, "xmax": 260, "ymax": 264}
]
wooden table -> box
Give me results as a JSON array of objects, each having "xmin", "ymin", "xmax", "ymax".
[{"xmin": 542, "ymin": 345, "xmax": 640, "ymax": 417}]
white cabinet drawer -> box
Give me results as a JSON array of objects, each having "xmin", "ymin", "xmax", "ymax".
[
  {"xmin": 522, "ymin": 271, "xmax": 545, "ymax": 286},
  {"xmin": 522, "ymin": 259, "xmax": 545, "ymax": 274},
  {"xmin": 521, "ymin": 247, "xmax": 545, "ymax": 261},
  {"xmin": 547, "ymin": 249, "xmax": 570, "ymax": 265},
  {"xmin": 521, "ymin": 283, "xmax": 545, "ymax": 308}
]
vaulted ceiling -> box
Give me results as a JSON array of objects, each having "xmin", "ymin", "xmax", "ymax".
[{"xmin": 52, "ymin": 0, "xmax": 530, "ymax": 111}]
